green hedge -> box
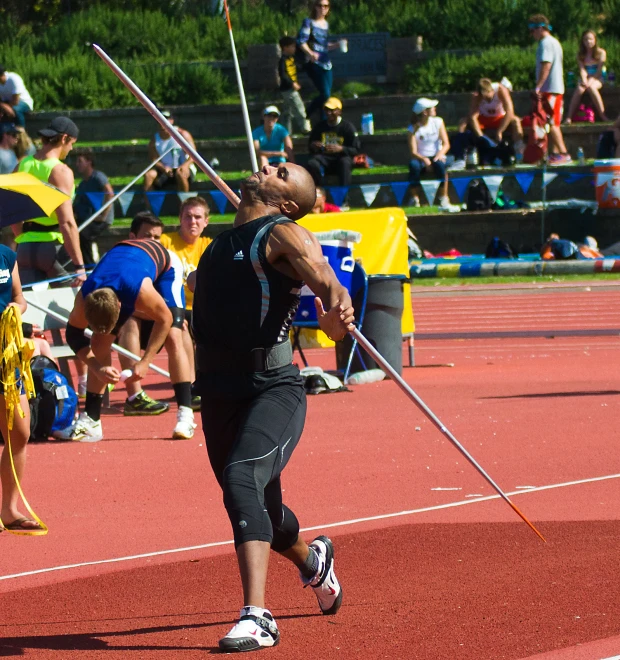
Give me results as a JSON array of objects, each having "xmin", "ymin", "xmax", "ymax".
[{"xmin": 404, "ymin": 40, "xmax": 620, "ymax": 94}]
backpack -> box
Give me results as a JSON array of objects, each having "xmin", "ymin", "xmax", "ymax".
[
  {"xmin": 466, "ymin": 180, "xmax": 492, "ymax": 211},
  {"xmin": 485, "ymin": 236, "xmax": 518, "ymax": 259},
  {"xmin": 597, "ymin": 130, "xmax": 616, "ymax": 159},
  {"xmin": 522, "ymin": 93, "xmax": 553, "ymax": 164},
  {"xmin": 476, "ymin": 136, "xmax": 515, "ymax": 166},
  {"xmin": 29, "ymin": 356, "xmax": 78, "ymax": 441}
]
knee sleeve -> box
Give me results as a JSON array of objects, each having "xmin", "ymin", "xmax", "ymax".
[
  {"xmin": 270, "ymin": 505, "xmax": 300, "ymax": 553},
  {"xmin": 170, "ymin": 307, "xmax": 185, "ymax": 330},
  {"xmin": 66, "ymin": 323, "xmax": 90, "ymax": 355},
  {"xmin": 223, "ymin": 463, "xmax": 273, "ymax": 549}
]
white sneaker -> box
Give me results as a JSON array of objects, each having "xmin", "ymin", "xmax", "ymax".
[
  {"xmin": 172, "ymin": 405, "xmax": 196, "ymax": 440},
  {"xmin": 302, "ymin": 535, "xmax": 343, "ymax": 615},
  {"xmin": 303, "ymin": 119, "xmax": 312, "ymax": 134},
  {"xmin": 439, "ymin": 196, "xmax": 451, "ymax": 209},
  {"xmin": 53, "ymin": 412, "xmax": 103, "ymax": 443},
  {"xmin": 219, "ymin": 607, "xmax": 280, "ymax": 652}
]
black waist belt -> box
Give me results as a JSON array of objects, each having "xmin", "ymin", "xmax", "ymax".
[
  {"xmin": 196, "ymin": 341, "xmax": 293, "ymax": 374},
  {"xmin": 22, "ymin": 222, "xmax": 60, "ymax": 233}
]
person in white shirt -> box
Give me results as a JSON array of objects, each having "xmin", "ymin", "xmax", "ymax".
[
  {"xmin": 529, "ymin": 14, "xmax": 571, "ymax": 164},
  {"xmin": 143, "ymin": 110, "xmax": 197, "ymax": 193},
  {"xmin": 0, "ymin": 123, "xmax": 18, "ymax": 174},
  {"xmin": 468, "ymin": 78, "xmax": 523, "ymax": 148},
  {"xmin": 407, "ymin": 98, "xmax": 451, "ymax": 208},
  {"xmin": 0, "ymin": 67, "xmax": 33, "ymax": 128}
]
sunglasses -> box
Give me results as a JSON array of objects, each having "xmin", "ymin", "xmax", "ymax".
[{"xmin": 317, "ymin": 3, "xmax": 330, "ymax": 7}]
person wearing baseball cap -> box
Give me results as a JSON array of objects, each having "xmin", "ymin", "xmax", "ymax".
[
  {"xmin": 408, "ymin": 98, "xmax": 451, "ymax": 209},
  {"xmin": 252, "ymin": 105, "xmax": 294, "ymax": 168},
  {"xmin": 15, "ymin": 115, "xmax": 86, "ymax": 286},
  {"xmin": 306, "ymin": 96, "xmax": 360, "ymax": 187},
  {"xmin": 0, "ymin": 122, "xmax": 19, "ymax": 174}
]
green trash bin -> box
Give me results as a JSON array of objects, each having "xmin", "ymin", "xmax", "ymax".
[{"xmin": 336, "ymin": 274, "xmax": 407, "ymax": 377}]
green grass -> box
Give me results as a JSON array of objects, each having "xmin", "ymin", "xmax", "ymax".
[{"xmin": 411, "ymin": 273, "xmax": 620, "ymax": 286}]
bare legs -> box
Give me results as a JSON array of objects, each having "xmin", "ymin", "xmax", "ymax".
[{"xmin": 0, "ymin": 394, "xmax": 34, "ymax": 525}]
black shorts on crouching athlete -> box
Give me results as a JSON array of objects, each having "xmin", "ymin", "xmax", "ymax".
[{"xmin": 199, "ymin": 367, "xmax": 306, "ymax": 551}]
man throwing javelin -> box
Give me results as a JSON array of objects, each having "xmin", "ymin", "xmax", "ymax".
[
  {"xmin": 192, "ymin": 162, "xmax": 353, "ymax": 651},
  {"xmin": 56, "ymin": 238, "xmax": 196, "ymax": 442}
]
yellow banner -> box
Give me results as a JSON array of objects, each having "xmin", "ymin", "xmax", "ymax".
[{"xmin": 298, "ymin": 207, "xmax": 414, "ymax": 347}]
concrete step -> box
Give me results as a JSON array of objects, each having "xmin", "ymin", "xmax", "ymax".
[{"xmin": 70, "ymin": 126, "xmax": 609, "ymax": 177}]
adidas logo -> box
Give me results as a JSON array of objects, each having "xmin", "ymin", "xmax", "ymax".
[{"xmin": 233, "ymin": 250, "xmax": 244, "ymax": 260}]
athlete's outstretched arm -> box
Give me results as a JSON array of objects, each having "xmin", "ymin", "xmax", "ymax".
[
  {"xmin": 133, "ymin": 280, "xmax": 173, "ymax": 380},
  {"xmin": 268, "ymin": 223, "xmax": 354, "ymax": 341}
]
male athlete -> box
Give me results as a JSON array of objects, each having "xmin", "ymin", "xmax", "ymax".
[
  {"xmin": 192, "ymin": 162, "xmax": 354, "ymax": 652},
  {"xmin": 56, "ymin": 238, "xmax": 195, "ymax": 442}
]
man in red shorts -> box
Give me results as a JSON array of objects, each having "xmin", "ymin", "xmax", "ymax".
[{"xmin": 529, "ymin": 13, "xmax": 572, "ymax": 164}]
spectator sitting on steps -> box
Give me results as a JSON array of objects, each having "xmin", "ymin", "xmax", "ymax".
[
  {"xmin": 306, "ymin": 97, "xmax": 360, "ymax": 188},
  {"xmin": 144, "ymin": 110, "xmax": 197, "ymax": 195},
  {"xmin": 0, "ymin": 65, "xmax": 34, "ymax": 128},
  {"xmin": 465, "ymin": 77, "xmax": 524, "ymax": 154},
  {"xmin": 407, "ymin": 98, "xmax": 451, "ymax": 209},
  {"xmin": 311, "ymin": 186, "xmax": 341, "ymax": 213},
  {"xmin": 252, "ymin": 106, "xmax": 295, "ymax": 169}
]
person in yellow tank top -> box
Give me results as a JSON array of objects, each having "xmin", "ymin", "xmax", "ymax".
[
  {"xmin": 14, "ymin": 117, "xmax": 86, "ymax": 286},
  {"xmin": 160, "ymin": 196, "xmax": 211, "ymax": 410}
]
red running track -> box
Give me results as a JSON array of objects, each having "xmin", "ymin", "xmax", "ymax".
[{"xmin": 1, "ymin": 282, "xmax": 620, "ymax": 658}]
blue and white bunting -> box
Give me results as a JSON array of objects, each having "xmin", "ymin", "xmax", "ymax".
[
  {"xmin": 390, "ymin": 182, "xmax": 409, "ymax": 206},
  {"xmin": 210, "ymin": 190, "xmax": 229, "ymax": 214},
  {"xmin": 542, "ymin": 172, "xmax": 558, "ymax": 188},
  {"xmin": 359, "ymin": 183, "xmax": 381, "ymax": 207},
  {"xmin": 85, "ymin": 192, "xmax": 105, "ymax": 212},
  {"xmin": 451, "ymin": 177, "xmax": 473, "ymax": 202},
  {"xmin": 177, "ymin": 192, "xmax": 195, "ymax": 204},
  {"xmin": 146, "ymin": 192, "xmax": 166, "ymax": 217},
  {"xmin": 514, "ymin": 172, "xmax": 536, "ymax": 195},
  {"xmin": 327, "ymin": 186, "xmax": 349, "ymax": 209},
  {"xmin": 482, "ymin": 175, "xmax": 503, "ymax": 203},
  {"xmin": 420, "ymin": 179, "xmax": 442, "ymax": 205},
  {"xmin": 118, "ymin": 192, "xmax": 135, "ymax": 216}
]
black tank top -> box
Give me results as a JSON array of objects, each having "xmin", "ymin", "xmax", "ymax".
[{"xmin": 193, "ymin": 214, "xmax": 302, "ymax": 353}]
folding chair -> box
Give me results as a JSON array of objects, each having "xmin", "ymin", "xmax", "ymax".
[{"xmin": 291, "ymin": 262, "xmax": 369, "ymax": 382}]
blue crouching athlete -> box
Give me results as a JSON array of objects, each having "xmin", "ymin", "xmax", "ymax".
[{"xmin": 58, "ymin": 239, "xmax": 195, "ymax": 442}]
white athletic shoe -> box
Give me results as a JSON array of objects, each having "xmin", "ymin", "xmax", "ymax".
[
  {"xmin": 219, "ymin": 607, "xmax": 280, "ymax": 653},
  {"xmin": 53, "ymin": 412, "xmax": 103, "ymax": 443},
  {"xmin": 302, "ymin": 535, "xmax": 343, "ymax": 615},
  {"xmin": 172, "ymin": 405, "xmax": 196, "ymax": 440}
]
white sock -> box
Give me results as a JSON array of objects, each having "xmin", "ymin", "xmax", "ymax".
[{"xmin": 128, "ymin": 391, "xmax": 143, "ymax": 402}]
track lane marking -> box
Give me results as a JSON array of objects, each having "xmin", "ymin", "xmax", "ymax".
[{"xmin": 1, "ymin": 472, "xmax": 619, "ymax": 582}]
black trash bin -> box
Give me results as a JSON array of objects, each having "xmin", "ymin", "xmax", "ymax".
[{"xmin": 336, "ymin": 274, "xmax": 407, "ymax": 377}]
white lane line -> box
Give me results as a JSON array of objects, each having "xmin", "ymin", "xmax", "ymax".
[{"xmin": 1, "ymin": 472, "xmax": 619, "ymax": 583}]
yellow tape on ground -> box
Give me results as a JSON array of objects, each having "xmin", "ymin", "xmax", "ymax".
[{"xmin": 0, "ymin": 305, "xmax": 48, "ymax": 536}]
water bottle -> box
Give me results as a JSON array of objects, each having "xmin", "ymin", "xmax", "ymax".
[
  {"xmin": 576, "ymin": 146, "xmax": 585, "ymax": 165},
  {"xmin": 608, "ymin": 70, "xmax": 616, "ymax": 87},
  {"xmin": 567, "ymin": 71, "xmax": 575, "ymax": 88},
  {"xmin": 361, "ymin": 113, "xmax": 374, "ymax": 135},
  {"xmin": 465, "ymin": 148, "xmax": 478, "ymax": 170},
  {"xmin": 346, "ymin": 368, "xmax": 385, "ymax": 385},
  {"xmin": 602, "ymin": 66, "xmax": 608, "ymax": 84}
]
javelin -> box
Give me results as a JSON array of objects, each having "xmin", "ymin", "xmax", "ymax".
[
  {"xmin": 92, "ymin": 44, "xmax": 240, "ymax": 208},
  {"xmin": 24, "ymin": 299, "xmax": 170, "ymax": 379},
  {"xmin": 92, "ymin": 44, "xmax": 544, "ymax": 542},
  {"xmin": 351, "ymin": 327, "xmax": 545, "ymax": 542},
  {"xmin": 223, "ymin": 0, "xmax": 259, "ymax": 173},
  {"xmin": 77, "ymin": 146, "xmax": 174, "ymax": 233}
]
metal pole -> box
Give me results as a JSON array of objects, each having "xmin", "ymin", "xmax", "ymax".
[
  {"xmin": 540, "ymin": 158, "xmax": 548, "ymax": 246},
  {"xmin": 350, "ymin": 327, "xmax": 546, "ymax": 542},
  {"xmin": 77, "ymin": 146, "xmax": 174, "ymax": 233},
  {"xmin": 25, "ymin": 299, "xmax": 170, "ymax": 378},
  {"xmin": 92, "ymin": 44, "xmax": 240, "ymax": 208},
  {"xmin": 223, "ymin": 0, "xmax": 259, "ymax": 173}
]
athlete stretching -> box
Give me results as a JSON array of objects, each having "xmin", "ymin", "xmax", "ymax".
[
  {"xmin": 192, "ymin": 162, "xmax": 354, "ymax": 651},
  {"xmin": 57, "ymin": 239, "xmax": 196, "ymax": 442}
]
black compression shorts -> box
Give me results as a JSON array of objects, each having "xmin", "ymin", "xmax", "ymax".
[{"xmin": 199, "ymin": 379, "xmax": 306, "ymax": 550}]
